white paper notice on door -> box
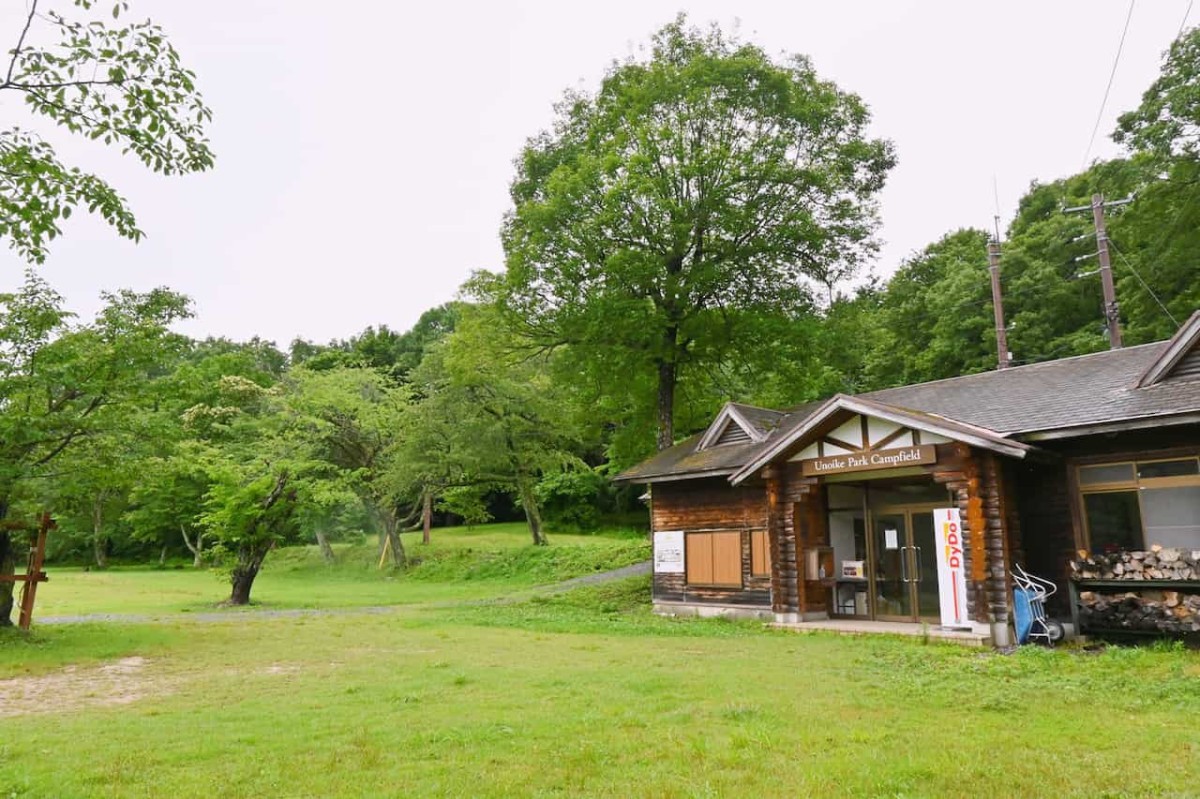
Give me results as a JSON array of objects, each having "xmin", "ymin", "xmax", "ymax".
[{"xmin": 884, "ymin": 528, "xmax": 899, "ymax": 550}]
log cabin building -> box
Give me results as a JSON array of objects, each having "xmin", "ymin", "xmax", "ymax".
[{"xmin": 617, "ymin": 311, "xmax": 1200, "ymax": 646}]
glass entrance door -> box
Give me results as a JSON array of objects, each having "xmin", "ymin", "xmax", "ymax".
[
  {"xmin": 870, "ymin": 506, "xmax": 942, "ymax": 622},
  {"xmin": 872, "ymin": 513, "xmax": 912, "ymax": 620},
  {"xmin": 911, "ymin": 511, "xmax": 939, "ymax": 620}
]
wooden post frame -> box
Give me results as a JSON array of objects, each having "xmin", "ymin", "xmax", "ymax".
[{"xmin": 2, "ymin": 513, "xmax": 55, "ymax": 631}]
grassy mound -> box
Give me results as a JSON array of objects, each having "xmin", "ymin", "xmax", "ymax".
[
  {"xmin": 262, "ymin": 529, "xmax": 650, "ymax": 588},
  {"xmin": 405, "ymin": 538, "xmax": 648, "ymax": 584}
]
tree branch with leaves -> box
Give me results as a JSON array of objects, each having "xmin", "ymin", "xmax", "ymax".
[{"xmin": 0, "ymin": 0, "xmax": 213, "ymax": 262}]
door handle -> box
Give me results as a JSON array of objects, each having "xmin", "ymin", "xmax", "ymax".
[
  {"xmin": 914, "ymin": 546, "xmax": 922, "ymax": 582},
  {"xmin": 900, "ymin": 546, "xmax": 909, "ymax": 583}
]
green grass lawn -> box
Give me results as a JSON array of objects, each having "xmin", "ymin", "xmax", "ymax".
[
  {"xmin": 3, "ymin": 524, "xmax": 1199, "ymax": 797},
  {"xmin": 30, "ymin": 522, "xmax": 649, "ymax": 617},
  {"xmin": 399, "ymin": 520, "xmax": 645, "ymax": 551}
]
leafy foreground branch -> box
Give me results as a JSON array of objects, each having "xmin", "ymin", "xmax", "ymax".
[{"xmin": 0, "ymin": 0, "xmax": 213, "ymax": 262}]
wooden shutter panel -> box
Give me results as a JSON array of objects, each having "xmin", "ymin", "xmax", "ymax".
[
  {"xmin": 751, "ymin": 530, "xmax": 771, "ymax": 577},
  {"xmin": 686, "ymin": 533, "xmax": 713, "ymax": 585},
  {"xmin": 711, "ymin": 532, "xmax": 742, "ymax": 587}
]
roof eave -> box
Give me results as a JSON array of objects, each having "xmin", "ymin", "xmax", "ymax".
[
  {"xmin": 1017, "ymin": 410, "xmax": 1200, "ymax": 441},
  {"xmin": 614, "ymin": 468, "xmax": 739, "ymax": 485}
]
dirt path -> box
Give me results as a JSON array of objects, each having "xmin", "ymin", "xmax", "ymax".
[
  {"xmin": 34, "ymin": 560, "xmax": 653, "ymax": 626},
  {"xmin": 0, "ymin": 656, "xmax": 168, "ymax": 717}
]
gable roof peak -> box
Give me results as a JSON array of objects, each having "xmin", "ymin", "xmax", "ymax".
[
  {"xmin": 1136, "ymin": 310, "xmax": 1200, "ymax": 388},
  {"xmin": 697, "ymin": 402, "xmax": 771, "ymax": 450}
]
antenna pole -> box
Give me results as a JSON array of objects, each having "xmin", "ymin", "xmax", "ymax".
[{"xmin": 986, "ymin": 239, "xmax": 1011, "ymax": 369}]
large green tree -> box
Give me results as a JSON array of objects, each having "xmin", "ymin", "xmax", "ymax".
[
  {"xmin": 1, "ymin": 0, "xmax": 213, "ymax": 262},
  {"xmin": 493, "ymin": 17, "xmax": 894, "ymax": 452},
  {"xmin": 284, "ymin": 367, "xmax": 411, "ymax": 567},
  {"xmin": 399, "ymin": 307, "xmax": 585, "ymax": 545},
  {"xmin": 1109, "ymin": 25, "xmax": 1200, "ymax": 341},
  {"xmin": 862, "ymin": 229, "xmax": 996, "ymax": 387},
  {"xmin": 188, "ymin": 375, "xmax": 317, "ymax": 606},
  {"xmin": 0, "ymin": 274, "xmax": 189, "ymax": 624}
]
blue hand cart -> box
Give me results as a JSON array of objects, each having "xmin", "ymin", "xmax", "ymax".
[{"xmin": 1013, "ymin": 563, "xmax": 1066, "ymax": 646}]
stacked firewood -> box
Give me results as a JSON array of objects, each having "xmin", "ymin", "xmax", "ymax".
[
  {"xmin": 1072, "ymin": 546, "xmax": 1200, "ymax": 634},
  {"xmin": 1072, "ymin": 546, "xmax": 1200, "ymax": 581}
]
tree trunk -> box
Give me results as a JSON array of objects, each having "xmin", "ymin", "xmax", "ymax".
[
  {"xmin": 228, "ymin": 471, "xmax": 295, "ymax": 604},
  {"xmin": 422, "ymin": 488, "xmax": 432, "ymax": 546},
  {"xmin": 159, "ymin": 545, "xmax": 168, "ymax": 567},
  {"xmin": 0, "ymin": 531, "xmax": 12, "ymax": 627},
  {"xmin": 655, "ymin": 329, "xmax": 678, "ymax": 451},
  {"xmin": 92, "ymin": 494, "xmax": 108, "ymax": 570},
  {"xmin": 228, "ymin": 542, "xmax": 271, "ymax": 605},
  {"xmin": 377, "ymin": 507, "xmax": 405, "ymax": 568},
  {"xmin": 315, "ymin": 528, "xmax": 336, "ymax": 564},
  {"xmin": 518, "ymin": 476, "xmax": 548, "ymax": 546},
  {"xmin": 180, "ymin": 524, "xmax": 204, "ymax": 568}
]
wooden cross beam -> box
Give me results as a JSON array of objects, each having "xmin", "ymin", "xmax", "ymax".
[{"xmin": 16, "ymin": 513, "xmax": 54, "ymax": 630}]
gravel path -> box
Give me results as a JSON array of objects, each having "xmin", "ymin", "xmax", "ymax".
[
  {"xmin": 35, "ymin": 560, "xmax": 653, "ymax": 626},
  {"xmin": 536, "ymin": 560, "xmax": 651, "ymax": 592}
]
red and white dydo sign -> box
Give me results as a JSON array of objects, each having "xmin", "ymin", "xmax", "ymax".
[{"xmin": 933, "ymin": 508, "xmax": 971, "ymax": 629}]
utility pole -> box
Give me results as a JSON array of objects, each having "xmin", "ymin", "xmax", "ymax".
[
  {"xmin": 986, "ymin": 238, "xmax": 1010, "ymax": 369},
  {"xmin": 1064, "ymin": 193, "xmax": 1133, "ymax": 349},
  {"xmin": 1090, "ymin": 193, "xmax": 1123, "ymax": 349}
]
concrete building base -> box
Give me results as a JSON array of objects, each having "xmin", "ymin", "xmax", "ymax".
[
  {"xmin": 652, "ymin": 601, "xmax": 774, "ymax": 621},
  {"xmin": 772, "ymin": 618, "xmax": 992, "ymax": 646}
]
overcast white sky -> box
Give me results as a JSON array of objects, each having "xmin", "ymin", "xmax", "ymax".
[{"xmin": 0, "ymin": 1, "xmax": 1191, "ymax": 346}]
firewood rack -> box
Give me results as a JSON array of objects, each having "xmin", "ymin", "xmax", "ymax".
[
  {"xmin": 0, "ymin": 513, "xmax": 55, "ymax": 630},
  {"xmin": 1069, "ymin": 577, "xmax": 1200, "ymax": 638}
]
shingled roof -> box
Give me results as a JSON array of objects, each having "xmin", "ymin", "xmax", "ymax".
[
  {"xmin": 617, "ymin": 319, "xmax": 1200, "ymax": 484},
  {"xmin": 864, "ymin": 343, "xmax": 1190, "ymax": 437},
  {"xmin": 615, "ymin": 433, "xmax": 763, "ymax": 483},
  {"xmin": 728, "ymin": 402, "xmax": 786, "ymax": 435}
]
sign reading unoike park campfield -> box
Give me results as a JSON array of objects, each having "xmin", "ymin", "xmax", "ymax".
[{"xmin": 799, "ymin": 444, "xmax": 936, "ymax": 477}]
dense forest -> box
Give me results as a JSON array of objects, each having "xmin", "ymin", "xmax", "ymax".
[{"xmin": 2, "ymin": 17, "xmax": 1199, "ymax": 608}]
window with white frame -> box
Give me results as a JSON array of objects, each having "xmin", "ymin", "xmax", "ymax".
[{"xmin": 1078, "ymin": 457, "xmax": 1200, "ymax": 553}]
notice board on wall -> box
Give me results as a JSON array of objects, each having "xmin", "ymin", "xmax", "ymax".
[{"xmin": 653, "ymin": 530, "xmax": 685, "ymax": 574}]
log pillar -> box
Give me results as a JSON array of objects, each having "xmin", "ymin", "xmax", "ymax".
[
  {"xmin": 765, "ymin": 466, "xmax": 799, "ymax": 622},
  {"xmin": 980, "ymin": 452, "xmax": 1017, "ymax": 645}
]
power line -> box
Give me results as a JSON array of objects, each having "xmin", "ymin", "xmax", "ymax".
[
  {"xmin": 1178, "ymin": 0, "xmax": 1194, "ymax": 38},
  {"xmin": 1082, "ymin": 0, "xmax": 1138, "ymax": 170},
  {"xmin": 1108, "ymin": 238, "xmax": 1180, "ymax": 325}
]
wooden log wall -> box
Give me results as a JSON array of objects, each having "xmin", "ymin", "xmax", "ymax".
[
  {"xmin": 980, "ymin": 452, "xmax": 1014, "ymax": 625},
  {"xmin": 757, "ymin": 463, "xmax": 831, "ymax": 617},
  {"xmin": 1001, "ymin": 460, "xmax": 1026, "ymax": 569},
  {"xmin": 765, "ymin": 467, "xmax": 798, "ymax": 615},
  {"xmin": 650, "ymin": 478, "xmax": 771, "ymax": 607},
  {"xmin": 651, "ymin": 478, "xmax": 767, "ymax": 532},
  {"xmin": 1014, "ymin": 461, "xmax": 1074, "ymax": 614},
  {"xmin": 787, "ymin": 464, "xmax": 828, "ymax": 614}
]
